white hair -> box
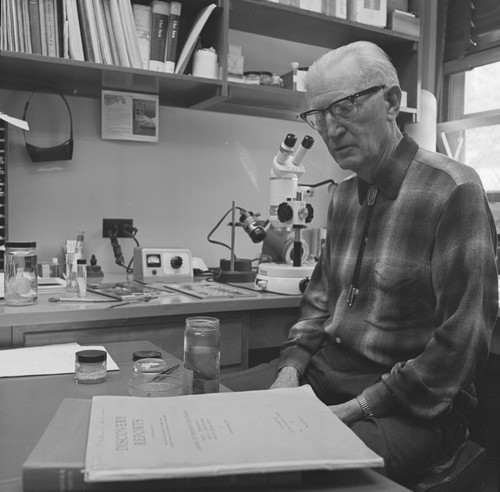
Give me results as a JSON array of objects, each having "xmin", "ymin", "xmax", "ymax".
[{"xmin": 304, "ymin": 41, "xmax": 400, "ymax": 97}]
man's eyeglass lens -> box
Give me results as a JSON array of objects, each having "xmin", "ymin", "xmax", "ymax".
[{"xmin": 300, "ymin": 85, "xmax": 384, "ymax": 130}]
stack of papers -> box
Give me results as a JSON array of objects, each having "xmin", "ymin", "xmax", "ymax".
[{"xmin": 0, "ymin": 343, "xmax": 119, "ymax": 377}]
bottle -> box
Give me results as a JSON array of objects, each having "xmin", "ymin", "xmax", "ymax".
[
  {"xmin": 128, "ymin": 358, "xmax": 182, "ymax": 397},
  {"xmin": 4, "ymin": 242, "xmax": 38, "ymax": 306},
  {"xmin": 75, "ymin": 349, "xmax": 107, "ymax": 384},
  {"xmin": 50, "ymin": 257, "xmax": 60, "ymax": 278},
  {"xmin": 183, "ymin": 317, "xmax": 221, "ymax": 395},
  {"xmin": 76, "ymin": 258, "xmax": 87, "ymax": 297},
  {"xmin": 75, "ymin": 231, "xmax": 84, "ymax": 260}
]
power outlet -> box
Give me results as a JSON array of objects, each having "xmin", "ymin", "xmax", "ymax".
[{"xmin": 102, "ymin": 218, "xmax": 134, "ymax": 238}]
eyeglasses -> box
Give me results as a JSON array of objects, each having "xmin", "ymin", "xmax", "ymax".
[{"xmin": 299, "ymin": 85, "xmax": 385, "ymax": 131}]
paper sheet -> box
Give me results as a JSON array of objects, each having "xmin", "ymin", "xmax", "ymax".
[{"xmin": 0, "ymin": 343, "xmax": 119, "ymax": 377}]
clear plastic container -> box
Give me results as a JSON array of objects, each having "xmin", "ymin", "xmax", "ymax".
[
  {"xmin": 128, "ymin": 358, "xmax": 183, "ymax": 397},
  {"xmin": 76, "ymin": 258, "xmax": 87, "ymax": 297},
  {"xmin": 4, "ymin": 241, "xmax": 38, "ymax": 306},
  {"xmin": 183, "ymin": 317, "xmax": 221, "ymax": 395}
]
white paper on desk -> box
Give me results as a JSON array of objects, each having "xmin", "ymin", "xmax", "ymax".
[
  {"xmin": 0, "ymin": 343, "xmax": 119, "ymax": 377},
  {"xmin": 85, "ymin": 385, "xmax": 383, "ymax": 483}
]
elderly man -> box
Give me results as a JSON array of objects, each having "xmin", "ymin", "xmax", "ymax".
[{"xmin": 223, "ymin": 41, "xmax": 498, "ymax": 484}]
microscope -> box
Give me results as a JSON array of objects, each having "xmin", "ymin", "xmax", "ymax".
[{"xmin": 254, "ymin": 133, "xmax": 317, "ymax": 295}]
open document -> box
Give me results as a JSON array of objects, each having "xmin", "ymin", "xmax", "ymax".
[{"xmin": 84, "ymin": 385, "xmax": 383, "ymax": 483}]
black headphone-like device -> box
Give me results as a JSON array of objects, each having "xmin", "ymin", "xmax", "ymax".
[{"xmin": 23, "ymin": 87, "xmax": 73, "ymax": 163}]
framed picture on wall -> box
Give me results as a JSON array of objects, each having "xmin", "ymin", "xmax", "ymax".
[{"xmin": 101, "ymin": 90, "xmax": 159, "ymax": 142}]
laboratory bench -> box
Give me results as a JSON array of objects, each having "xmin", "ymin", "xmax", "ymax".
[{"xmin": 0, "ymin": 277, "xmax": 301, "ymax": 370}]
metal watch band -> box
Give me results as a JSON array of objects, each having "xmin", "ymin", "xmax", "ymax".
[{"xmin": 357, "ymin": 394, "xmax": 374, "ymax": 418}]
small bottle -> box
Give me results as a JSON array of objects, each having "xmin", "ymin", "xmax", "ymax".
[
  {"xmin": 76, "ymin": 258, "xmax": 87, "ymax": 297},
  {"xmin": 291, "ymin": 61, "xmax": 299, "ymax": 91},
  {"xmin": 50, "ymin": 257, "xmax": 60, "ymax": 278},
  {"xmin": 183, "ymin": 317, "xmax": 221, "ymax": 395},
  {"xmin": 75, "ymin": 231, "xmax": 84, "ymax": 260},
  {"xmin": 75, "ymin": 349, "xmax": 107, "ymax": 384}
]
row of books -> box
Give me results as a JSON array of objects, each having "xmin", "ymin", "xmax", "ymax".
[{"xmin": 0, "ymin": 0, "xmax": 192, "ymax": 74}]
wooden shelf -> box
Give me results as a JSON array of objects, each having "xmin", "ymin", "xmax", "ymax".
[
  {"xmin": 229, "ymin": 0, "xmax": 420, "ymax": 49},
  {"xmin": 0, "ymin": 0, "xmax": 421, "ymax": 121}
]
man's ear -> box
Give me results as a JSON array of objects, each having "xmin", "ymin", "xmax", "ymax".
[{"xmin": 385, "ymin": 85, "xmax": 402, "ymax": 121}]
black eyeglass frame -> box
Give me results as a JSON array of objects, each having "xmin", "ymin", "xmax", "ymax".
[{"xmin": 299, "ymin": 85, "xmax": 386, "ymax": 129}]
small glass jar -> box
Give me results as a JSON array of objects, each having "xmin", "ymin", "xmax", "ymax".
[
  {"xmin": 259, "ymin": 71, "xmax": 273, "ymax": 86},
  {"xmin": 244, "ymin": 71, "xmax": 260, "ymax": 85},
  {"xmin": 128, "ymin": 358, "xmax": 183, "ymax": 397},
  {"xmin": 75, "ymin": 349, "xmax": 107, "ymax": 384},
  {"xmin": 183, "ymin": 317, "xmax": 221, "ymax": 395},
  {"xmin": 4, "ymin": 241, "xmax": 38, "ymax": 306}
]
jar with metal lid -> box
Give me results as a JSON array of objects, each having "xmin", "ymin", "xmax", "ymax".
[
  {"xmin": 75, "ymin": 349, "xmax": 107, "ymax": 384},
  {"xmin": 244, "ymin": 71, "xmax": 260, "ymax": 84},
  {"xmin": 128, "ymin": 358, "xmax": 183, "ymax": 397},
  {"xmin": 4, "ymin": 241, "xmax": 38, "ymax": 306},
  {"xmin": 183, "ymin": 316, "xmax": 221, "ymax": 395}
]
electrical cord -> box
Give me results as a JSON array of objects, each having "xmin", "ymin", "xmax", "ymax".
[{"xmin": 107, "ymin": 225, "xmax": 140, "ymax": 273}]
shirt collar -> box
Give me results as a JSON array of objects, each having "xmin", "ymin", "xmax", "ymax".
[{"xmin": 357, "ymin": 134, "xmax": 418, "ymax": 204}]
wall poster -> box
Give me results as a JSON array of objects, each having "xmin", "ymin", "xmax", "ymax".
[{"xmin": 101, "ymin": 90, "xmax": 159, "ymax": 142}]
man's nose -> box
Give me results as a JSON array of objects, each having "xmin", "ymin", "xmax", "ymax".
[{"xmin": 325, "ymin": 114, "xmax": 345, "ymax": 137}]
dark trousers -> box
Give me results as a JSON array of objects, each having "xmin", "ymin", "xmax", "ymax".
[{"xmin": 221, "ymin": 347, "xmax": 469, "ymax": 485}]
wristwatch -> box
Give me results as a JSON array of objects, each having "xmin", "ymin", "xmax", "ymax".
[{"xmin": 356, "ymin": 394, "xmax": 374, "ymax": 418}]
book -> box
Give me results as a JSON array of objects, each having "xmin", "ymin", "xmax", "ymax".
[
  {"xmin": 76, "ymin": 0, "xmax": 94, "ymax": 61},
  {"xmin": 102, "ymin": 0, "xmax": 119, "ymax": 65},
  {"xmin": 81, "ymin": 0, "xmax": 101, "ymax": 63},
  {"xmin": 148, "ymin": 0, "xmax": 170, "ymax": 72},
  {"xmin": 107, "ymin": 0, "xmax": 129, "ymax": 67},
  {"xmin": 66, "ymin": 0, "xmax": 85, "ymax": 61},
  {"xmin": 175, "ymin": 3, "xmax": 217, "ymax": 75},
  {"xmin": 117, "ymin": 0, "xmax": 142, "ymax": 69},
  {"xmin": 91, "ymin": 0, "xmax": 114, "ymax": 64},
  {"xmin": 84, "ymin": 386, "xmax": 383, "ymax": 483},
  {"xmin": 164, "ymin": 1, "xmax": 181, "ymax": 73},
  {"xmin": 44, "ymin": 0, "xmax": 59, "ymax": 57},
  {"xmin": 22, "ymin": 398, "xmax": 303, "ymax": 491},
  {"xmin": 21, "ymin": 0, "xmax": 33, "ymax": 54},
  {"xmin": 132, "ymin": 3, "xmax": 151, "ymax": 70}
]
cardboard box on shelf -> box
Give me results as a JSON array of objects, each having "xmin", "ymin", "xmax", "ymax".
[
  {"xmin": 347, "ymin": 0, "xmax": 387, "ymax": 27},
  {"xmin": 324, "ymin": 0, "xmax": 347, "ymax": 19},
  {"xmin": 388, "ymin": 10, "xmax": 420, "ymax": 36},
  {"xmin": 282, "ymin": 67, "xmax": 308, "ymax": 92}
]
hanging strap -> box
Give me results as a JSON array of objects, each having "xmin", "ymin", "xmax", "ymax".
[{"xmin": 347, "ymin": 186, "xmax": 378, "ymax": 308}]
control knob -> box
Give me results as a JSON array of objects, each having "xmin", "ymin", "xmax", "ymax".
[{"xmin": 170, "ymin": 256, "xmax": 183, "ymax": 269}]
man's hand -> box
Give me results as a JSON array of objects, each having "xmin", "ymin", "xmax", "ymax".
[
  {"xmin": 328, "ymin": 399, "xmax": 366, "ymax": 426},
  {"xmin": 269, "ymin": 366, "xmax": 300, "ymax": 389}
]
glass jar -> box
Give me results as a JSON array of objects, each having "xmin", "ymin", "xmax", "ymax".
[
  {"xmin": 183, "ymin": 316, "xmax": 221, "ymax": 395},
  {"xmin": 75, "ymin": 349, "xmax": 107, "ymax": 384},
  {"xmin": 4, "ymin": 241, "xmax": 38, "ymax": 306},
  {"xmin": 244, "ymin": 71, "xmax": 260, "ymax": 85},
  {"xmin": 128, "ymin": 358, "xmax": 183, "ymax": 397},
  {"xmin": 259, "ymin": 71, "xmax": 273, "ymax": 86}
]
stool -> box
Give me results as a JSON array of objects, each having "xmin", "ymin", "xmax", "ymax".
[{"xmin": 410, "ymin": 439, "xmax": 488, "ymax": 492}]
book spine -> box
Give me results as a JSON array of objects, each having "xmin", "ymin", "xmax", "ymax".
[
  {"xmin": 22, "ymin": 0, "xmax": 33, "ymax": 53},
  {"xmin": 132, "ymin": 3, "xmax": 151, "ymax": 70},
  {"xmin": 67, "ymin": 0, "xmax": 85, "ymax": 61},
  {"xmin": 75, "ymin": 0, "xmax": 94, "ymax": 61},
  {"xmin": 164, "ymin": 1, "xmax": 181, "ymax": 73},
  {"xmin": 23, "ymin": 466, "xmax": 89, "ymax": 492},
  {"xmin": 102, "ymin": 0, "xmax": 119, "ymax": 65},
  {"xmin": 44, "ymin": 0, "xmax": 58, "ymax": 56},
  {"xmin": 82, "ymin": 0, "xmax": 101, "ymax": 63},
  {"xmin": 119, "ymin": 0, "xmax": 143, "ymax": 69},
  {"xmin": 148, "ymin": 0, "xmax": 169, "ymax": 72},
  {"xmin": 91, "ymin": 0, "xmax": 113, "ymax": 64},
  {"xmin": 108, "ymin": 0, "xmax": 130, "ymax": 67}
]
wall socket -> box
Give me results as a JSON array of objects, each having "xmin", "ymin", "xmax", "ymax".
[{"xmin": 102, "ymin": 218, "xmax": 134, "ymax": 238}]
